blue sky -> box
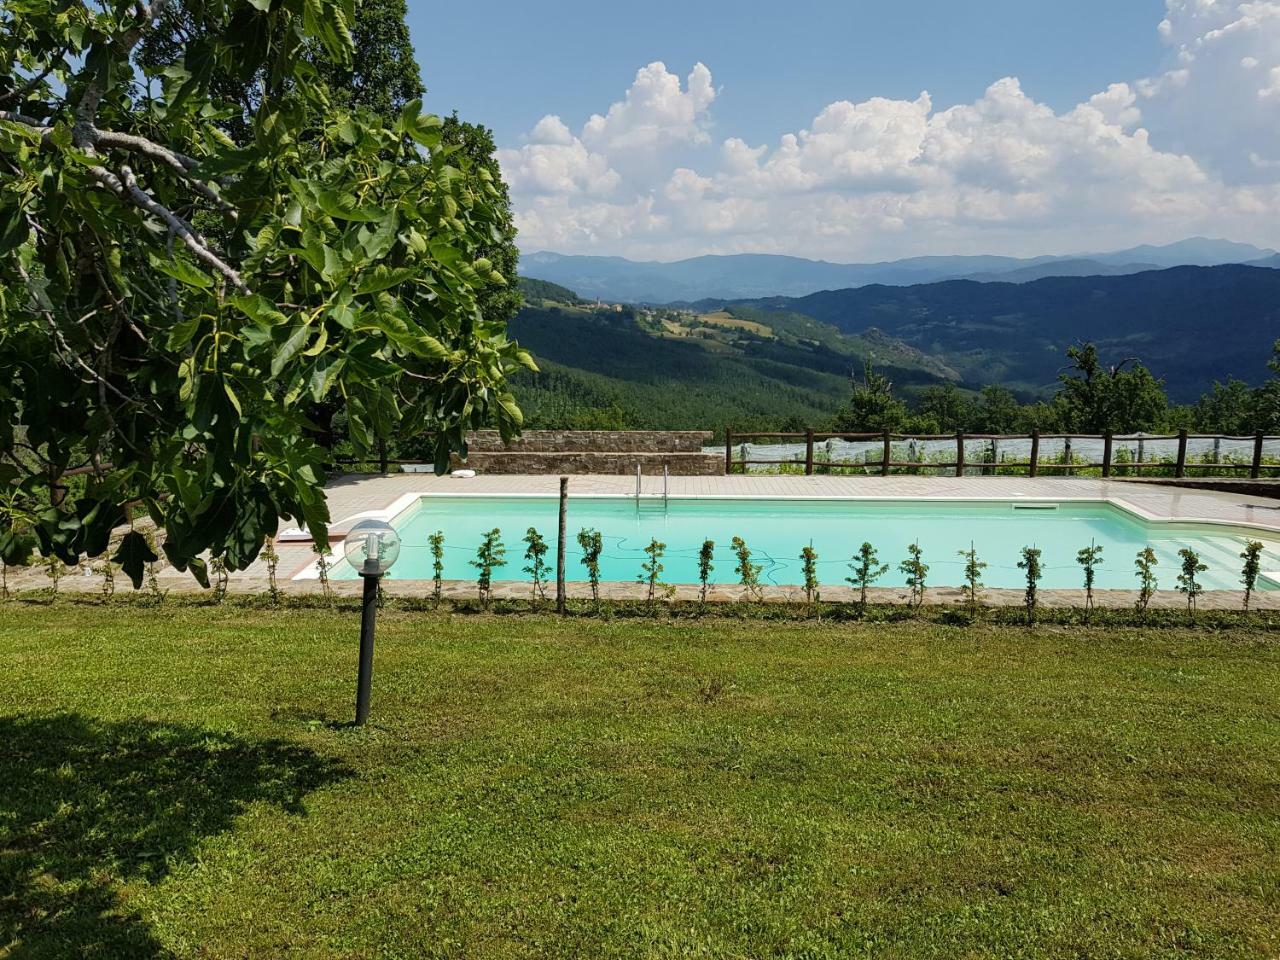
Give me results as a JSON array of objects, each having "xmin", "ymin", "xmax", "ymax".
[
  {"xmin": 411, "ymin": 1, "xmax": 1167, "ymax": 148},
  {"xmin": 406, "ymin": 1, "xmax": 1280, "ymax": 261}
]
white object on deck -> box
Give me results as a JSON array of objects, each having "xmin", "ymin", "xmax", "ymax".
[{"xmin": 451, "ymin": 469, "xmax": 477, "ymax": 479}]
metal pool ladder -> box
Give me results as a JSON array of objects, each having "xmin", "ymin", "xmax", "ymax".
[{"xmin": 633, "ymin": 464, "xmax": 669, "ymax": 515}]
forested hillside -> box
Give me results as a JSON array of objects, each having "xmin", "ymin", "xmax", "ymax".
[
  {"xmin": 507, "ymin": 299, "xmax": 951, "ymax": 431},
  {"xmin": 741, "ymin": 265, "xmax": 1280, "ymax": 400}
]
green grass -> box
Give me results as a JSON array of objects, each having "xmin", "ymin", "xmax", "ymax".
[{"xmin": 2, "ymin": 606, "xmax": 1279, "ymax": 958}]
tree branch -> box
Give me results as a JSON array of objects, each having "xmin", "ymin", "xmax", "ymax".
[
  {"xmin": 93, "ymin": 129, "xmax": 236, "ymax": 218},
  {"xmin": 91, "ymin": 164, "xmax": 248, "ymax": 292},
  {"xmin": 0, "ymin": 55, "xmax": 63, "ymax": 108}
]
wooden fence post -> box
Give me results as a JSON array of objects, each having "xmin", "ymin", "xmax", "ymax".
[
  {"xmin": 1102, "ymin": 431, "xmax": 1113, "ymax": 478},
  {"xmin": 955, "ymin": 431, "xmax": 965, "ymax": 478},
  {"xmin": 805, "ymin": 429, "xmax": 815, "ymax": 476},
  {"xmin": 1029, "ymin": 429, "xmax": 1040, "ymax": 478},
  {"xmin": 724, "ymin": 427, "xmax": 733, "ymax": 475},
  {"xmin": 1175, "ymin": 429, "xmax": 1188, "ymax": 479},
  {"xmin": 1252, "ymin": 431, "xmax": 1265, "ymax": 480},
  {"xmin": 881, "ymin": 430, "xmax": 892, "ymax": 477},
  {"xmin": 556, "ymin": 476, "xmax": 568, "ymax": 614}
]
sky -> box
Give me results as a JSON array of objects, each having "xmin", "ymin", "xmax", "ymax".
[{"xmin": 407, "ymin": 1, "xmax": 1280, "ymax": 262}]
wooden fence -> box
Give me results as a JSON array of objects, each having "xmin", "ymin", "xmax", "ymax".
[{"xmin": 723, "ymin": 428, "xmax": 1280, "ymax": 479}]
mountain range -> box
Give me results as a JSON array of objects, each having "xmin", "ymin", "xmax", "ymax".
[
  {"xmin": 522, "ymin": 238, "xmax": 1278, "ymax": 303},
  {"xmin": 722, "ymin": 264, "xmax": 1280, "ymax": 401}
]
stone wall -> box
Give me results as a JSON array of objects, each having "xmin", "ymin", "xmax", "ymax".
[
  {"xmin": 464, "ymin": 430, "xmax": 712, "ymax": 454},
  {"xmin": 452, "ymin": 430, "xmax": 721, "ymax": 475}
]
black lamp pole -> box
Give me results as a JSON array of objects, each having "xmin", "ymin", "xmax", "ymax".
[{"xmin": 355, "ymin": 566, "xmax": 379, "ymax": 725}]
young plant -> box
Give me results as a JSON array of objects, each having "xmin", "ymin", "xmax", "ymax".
[
  {"xmin": 210, "ymin": 555, "xmax": 229, "ymax": 604},
  {"xmin": 1017, "ymin": 545, "xmax": 1043, "ymax": 625},
  {"xmin": 639, "ymin": 538, "xmax": 666, "ymax": 602},
  {"xmin": 698, "ymin": 539, "xmax": 716, "ymax": 604},
  {"xmin": 577, "ymin": 528, "xmax": 603, "ymax": 603},
  {"xmin": 800, "ymin": 544, "xmax": 819, "ymax": 604},
  {"xmin": 429, "ymin": 531, "xmax": 446, "ymax": 603},
  {"xmin": 261, "ymin": 538, "xmax": 281, "ymax": 606},
  {"xmin": 731, "ymin": 536, "xmax": 763, "ymax": 601},
  {"xmin": 473, "ymin": 529, "xmax": 507, "ymax": 605},
  {"xmin": 313, "ymin": 542, "xmax": 333, "ymax": 605},
  {"xmin": 1076, "ymin": 540, "xmax": 1104, "ymax": 619},
  {"xmin": 0, "ymin": 558, "xmax": 9, "ymax": 602},
  {"xmin": 1240, "ymin": 540, "xmax": 1263, "ymax": 612},
  {"xmin": 523, "ymin": 527, "xmax": 549, "ymax": 603},
  {"xmin": 845, "ymin": 542, "xmax": 888, "ymax": 611},
  {"xmin": 94, "ymin": 556, "xmax": 115, "ymax": 599},
  {"xmin": 44, "ymin": 553, "xmax": 65, "ymax": 597},
  {"xmin": 1176, "ymin": 547, "xmax": 1207, "ymax": 620},
  {"xmin": 898, "ymin": 541, "xmax": 928, "ymax": 609},
  {"xmin": 957, "ymin": 542, "xmax": 987, "ymax": 616},
  {"xmin": 1134, "ymin": 547, "xmax": 1159, "ymax": 617},
  {"xmin": 143, "ymin": 529, "xmax": 166, "ymax": 604}
]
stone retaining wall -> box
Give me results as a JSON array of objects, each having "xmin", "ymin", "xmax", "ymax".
[
  {"xmin": 455, "ymin": 450, "xmax": 722, "ymax": 476},
  {"xmin": 464, "ymin": 430, "xmax": 713, "ymax": 453},
  {"xmin": 454, "ymin": 430, "xmax": 721, "ymax": 475}
]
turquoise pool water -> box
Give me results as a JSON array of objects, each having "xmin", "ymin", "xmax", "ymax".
[{"xmin": 335, "ymin": 496, "xmax": 1280, "ymax": 591}]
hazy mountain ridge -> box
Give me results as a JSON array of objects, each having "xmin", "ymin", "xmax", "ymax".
[
  {"xmin": 522, "ymin": 238, "xmax": 1277, "ymax": 303},
  {"xmin": 730, "ymin": 264, "xmax": 1280, "ymax": 401}
]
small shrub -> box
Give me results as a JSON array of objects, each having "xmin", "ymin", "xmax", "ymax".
[
  {"xmin": 898, "ymin": 541, "xmax": 928, "ymax": 609},
  {"xmin": 473, "ymin": 529, "xmax": 506, "ymax": 606},
  {"xmin": 1240, "ymin": 540, "xmax": 1263, "ymax": 612},
  {"xmin": 523, "ymin": 527, "xmax": 549, "ymax": 603},
  {"xmin": 1017, "ymin": 545, "xmax": 1043, "ymax": 625},
  {"xmin": 957, "ymin": 542, "xmax": 987, "ymax": 616},
  {"xmin": 1134, "ymin": 547, "xmax": 1158, "ymax": 617},
  {"xmin": 640, "ymin": 538, "xmax": 666, "ymax": 602},
  {"xmin": 44, "ymin": 553, "xmax": 65, "ymax": 596},
  {"xmin": 429, "ymin": 531, "xmax": 445, "ymax": 603},
  {"xmin": 313, "ymin": 542, "xmax": 333, "ymax": 605},
  {"xmin": 210, "ymin": 555, "xmax": 229, "ymax": 604},
  {"xmin": 731, "ymin": 536, "xmax": 763, "ymax": 601},
  {"xmin": 1177, "ymin": 547, "xmax": 1207, "ymax": 621},
  {"xmin": 261, "ymin": 538, "xmax": 281, "ymax": 605},
  {"xmin": 845, "ymin": 542, "xmax": 887, "ymax": 612},
  {"xmin": 577, "ymin": 528, "xmax": 603, "ymax": 603},
  {"xmin": 698, "ymin": 539, "xmax": 715, "ymax": 604},
  {"xmin": 1076, "ymin": 540, "xmax": 1103, "ymax": 619},
  {"xmin": 144, "ymin": 530, "xmax": 167, "ymax": 604},
  {"xmin": 800, "ymin": 544, "xmax": 819, "ymax": 604},
  {"xmin": 94, "ymin": 556, "xmax": 115, "ymax": 599}
]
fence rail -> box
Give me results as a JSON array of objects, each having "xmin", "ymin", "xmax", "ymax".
[{"xmin": 724, "ymin": 428, "xmax": 1280, "ymax": 479}]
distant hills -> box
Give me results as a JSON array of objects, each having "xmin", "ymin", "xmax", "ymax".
[
  {"xmin": 508, "ymin": 263, "xmax": 1280, "ymax": 428},
  {"xmin": 522, "ymin": 238, "xmax": 1277, "ymax": 303},
  {"xmin": 732, "ymin": 264, "xmax": 1280, "ymax": 401}
]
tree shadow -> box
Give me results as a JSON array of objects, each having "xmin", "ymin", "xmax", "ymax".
[{"xmin": 0, "ymin": 713, "xmax": 350, "ymax": 957}]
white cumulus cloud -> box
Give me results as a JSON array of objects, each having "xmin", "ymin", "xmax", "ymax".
[{"xmin": 499, "ymin": 8, "xmax": 1280, "ymax": 260}]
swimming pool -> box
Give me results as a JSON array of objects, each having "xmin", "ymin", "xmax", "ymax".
[{"xmin": 327, "ymin": 495, "xmax": 1280, "ymax": 591}]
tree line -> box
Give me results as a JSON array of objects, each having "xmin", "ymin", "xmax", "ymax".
[{"xmin": 834, "ymin": 342, "xmax": 1280, "ymax": 436}]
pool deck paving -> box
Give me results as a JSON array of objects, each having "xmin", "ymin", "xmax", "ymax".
[{"xmin": 10, "ymin": 474, "xmax": 1280, "ymax": 611}]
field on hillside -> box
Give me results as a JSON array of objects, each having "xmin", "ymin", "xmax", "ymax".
[{"xmin": 3, "ymin": 605, "xmax": 1278, "ymax": 958}]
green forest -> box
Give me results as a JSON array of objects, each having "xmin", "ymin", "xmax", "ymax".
[{"xmin": 509, "ymin": 281, "xmax": 1280, "ymax": 439}]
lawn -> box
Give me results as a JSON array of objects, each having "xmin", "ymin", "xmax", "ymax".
[{"xmin": 1, "ymin": 605, "xmax": 1278, "ymax": 959}]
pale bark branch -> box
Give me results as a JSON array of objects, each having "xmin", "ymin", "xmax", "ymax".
[{"xmin": 92, "ymin": 164, "xmax": 248, "ymax": 292}]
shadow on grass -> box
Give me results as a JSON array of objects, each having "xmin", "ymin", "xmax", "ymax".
[{"xmin": 0, "ymin": 713, "xmax": 349, "ymax": 957}]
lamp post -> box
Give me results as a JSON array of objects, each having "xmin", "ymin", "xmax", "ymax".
[{"xmin": 342, "ymin": 518, "xmax": 401, "ymax": 725}]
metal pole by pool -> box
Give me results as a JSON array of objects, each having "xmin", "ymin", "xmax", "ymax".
[{"xmin": 355, "ymin": 571, "xmax": 378, "ymax": 725}]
